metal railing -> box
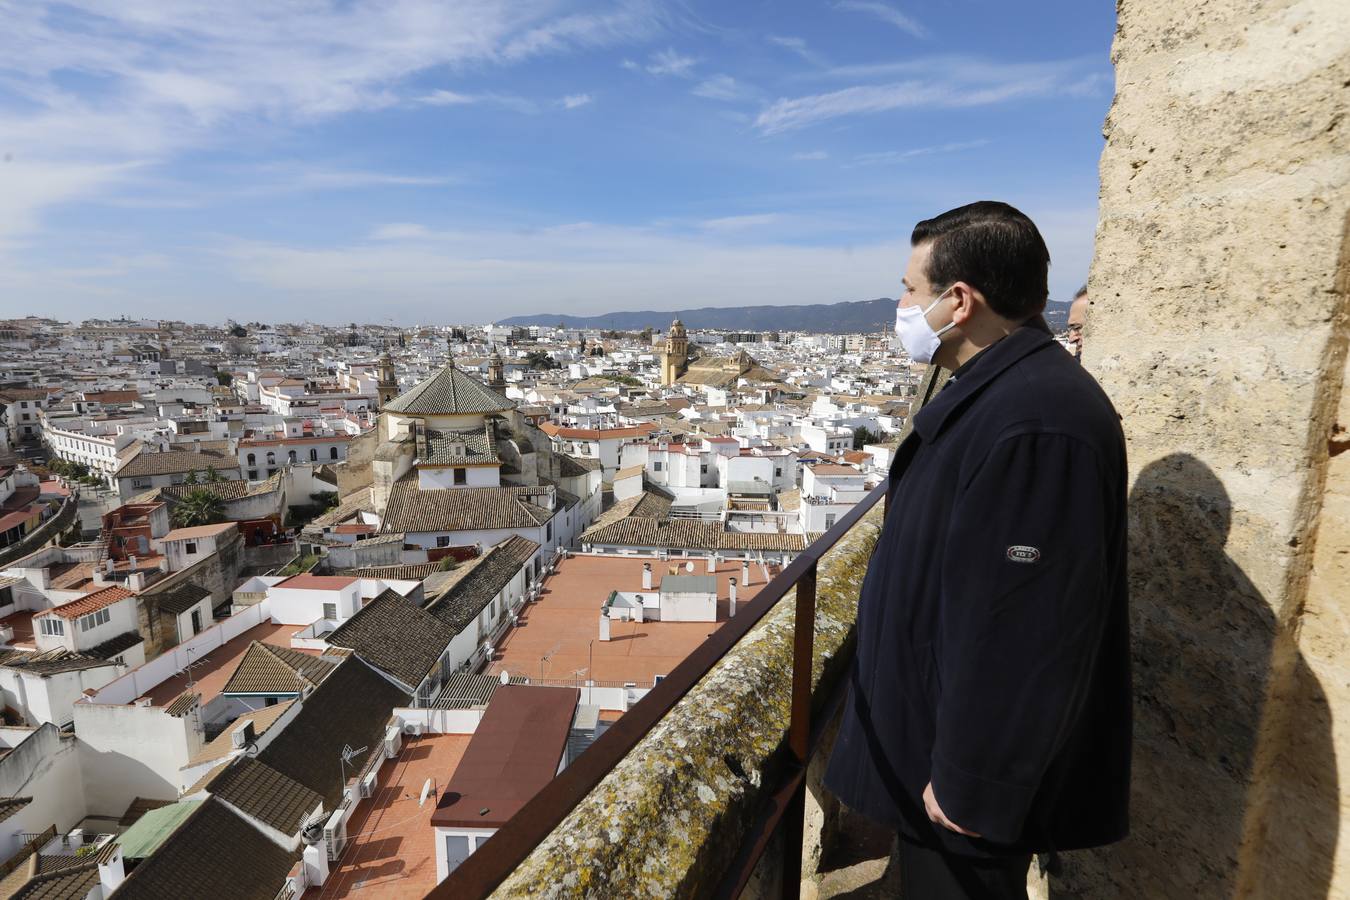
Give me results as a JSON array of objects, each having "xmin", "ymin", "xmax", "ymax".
[{"xmin": 432, "ymin": 482, "xmax": 886, "ymax": 899}]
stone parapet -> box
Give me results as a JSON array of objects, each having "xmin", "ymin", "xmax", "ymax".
[{"xmin": 493, "ymin": 505, "xmax": 883, "ymax": 899}]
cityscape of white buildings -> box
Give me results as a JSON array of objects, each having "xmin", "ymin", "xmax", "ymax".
[{"xmin": 0, "ymin": 313, "xmax": 1074, "ymax": 897}]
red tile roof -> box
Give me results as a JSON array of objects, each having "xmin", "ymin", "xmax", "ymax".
[
  {"xmin": 43, "ymin": 585, "xmax": 134, "ymax": 619},
  {"xmin": 159, "ymin": 522, "xmax": 237, "ymax": 542},
  {"xmin": 276, "ymin": 574, "xmax": 357, "ymax": 590},
  {"xmin": 538, "ymin": 422, "xmax": 657, "ymax": 441}
]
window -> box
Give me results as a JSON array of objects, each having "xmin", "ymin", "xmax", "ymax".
[
  {"xmin": 775, "ymin": 468, "xmax": 783, "ymax": 477},
  {"xmin": 322, "ymin": 602, "xmax": 337, "ymax": 620},
  {"xmin": 20, "ymin": 413, "xmax": 29, "ymax": 421},
  {"xmin": 190, "ymin": 609, "xmax": 202, "ymax": 635},
  {"xmin": 436, "ymin": 536, "xmax": 451, "ymax": 548},
  {"xmin": 266, "ymin": 452, "xmax": 275, "ymax": 465},
  {"xmin": 824, "ymin": 513, "xmax": 836, "ymax": 529},
  {"xmin": 184, "ymin": 541, "xmax": 197, "ymax": 554},
  {"xmin": 309, "ymin": 448, "xmax": 318, "ymax": 462},
  {"xmin": 453, "ymin": 468, "xmax": 467, "ymax": 485},
  {"xmin": 133, "ymin": 478, "xmax": 150, "ymax": 489},
  {"xmin": 330, "ymin": 446, "xmax": 339, "ymax": 460},
  {"xmin": 288, "ymin": 450, "xmax": 297, "ymax": 463},
  {"xmin": 247, "ymin": 452, "xmax": 256, "ymax": 465},
  {"xmin": 39, "ymin": 617, "xmax": 65, "ymax": 636},
  {"xmin": 653, "ymin": 461, "xmax": 663, "ymax": 472},
  {"xmin": 701, "ymin": 464, "xmax": 708, "ymax": 474},
  {"xmin": 248, "ymin": 470, "xmax": 258, "ymax": 480},
  {"xmin": 546, "ymin": 521, "xmax": 553, "ymax": 542},
  {"xmin": 79, "ymin": 608, "xmax": 112, "ymax": 632}
]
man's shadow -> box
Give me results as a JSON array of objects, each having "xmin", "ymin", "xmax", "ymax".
[{"xmin": 1051, "ymin": 453, "xmax": 1337, "ymax": 898}]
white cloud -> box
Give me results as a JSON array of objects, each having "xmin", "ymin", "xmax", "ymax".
[
  {"xmin": 791, "ymin": 150, "xmax": 829, "ymax": 160},
  {"xmin": 755, "ymin": 61, "xmax": 1087, "ymax": 134},
  {"xmin": 835, "ymin": 1, "xmax": 928, "ymax": 39},
  {"xmin": 846, "ymin": 139, "xmax": 988, "ymax": 166},
  {"xmin": 645, "ymin": 47, "xmax": 698, "ymax": 77},
  {"xmin": 0, "ymin": 0, "xmax": 660, "ymax": 243},
  {"xmin": 699, "ymin": 214, "xmax": 781, "ymax": 231},
  {"xmin": 692, "ymin": 75, "xmax": 752, "ymax": 102},
  {"xmin": 766, "ymin": 35, "xmax": 826, "ymax": 67},
  {"xmin": 560, "ymin": 93, "xmax": 594, "ymax": 109},
  {"xmin": 370, "ymin": 223, "xmax": 434, "ymax": 241}
]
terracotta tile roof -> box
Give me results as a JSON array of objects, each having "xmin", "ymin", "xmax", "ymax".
[
  {"xmin": 336, "ymin": 563, "xmax": 438, "ymax": 580},
  {"xmin": 420, "ymin": 423, "xmax": 499, "ymax": 466},
  {"xmin": 112, "ymin": 797, "xmax": 296, "ymax": 900},
  {"xmin": 0, "ymin": 648, "xmax": 116, "ymax": 676},
  {"xmin": 379, "ymin": 477, "xmax": 556, "ymax": 533},
  {"xmin": 587, "ymin": 492, "xmax": 670, "ymax": 533},
  {"xmin": 383, "ymin": 363, "xmax": 513, "ymax": 415},
  {"xmin": 220, "ymin": 642, "xmax": 336, "ymax": 696},
  {"xmin": 114, "ymin": 448, "xmax": 237, "ymax": 479},
  {"xmin": 582, "ymin": 516, "xmax": 810, "ymax": 552},
  {"xmin": 163, "ymin": 692, "xmax": 200, "ymax": 718},
  {"xmin": 431, "ymin": 671, "xmax": 527, "ymax": 709},
  {"xmin": 118, "ymin": 797, "xmax": 173, "ymax": 828},
  {"xmin": 327, "ymin": 589, "xmax": 454, "ymax": 689},
  {"xmin": 43, "ymin": 585, "xmax": 133, "ymax": 620},
  {"xmin": 557, "ymin": 454, "xmax": 602, "ymax": 477},
  {"xmin": 157, "ymin": 472, "xmax": 283, "ymax": 502},
  {"xmin": 9, "ymin": 860, "xmax": 101, "ymax": 900},
  {"xmin": 208, "ymin": 757, "xmax": 322, "ymax": 835},
  {"xmin": 147, "ymin": 582, "xmax": 211, "ymax": 615},
  {"xmin": 538, "ymin": 421, "xmax": 657, "ymax": 441},
  {"xmin": 187, "ymin": 701, "xmax": 295, "ymax": 767},
  {"xmin": 0, "ymin": 796, "xmax": 31, "ymax": 823},
  {"xmin": 424, "ymin": 536, "xmax": 539, "ymax": 635},
  {"xmin": 256, "ymin": 657, "xmax": 409, "ymax": 809}
]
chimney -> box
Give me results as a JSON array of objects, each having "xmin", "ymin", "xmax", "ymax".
[
  {"xmin": 706, "ymin": 554, "xmax": 716, "ymax": 573},
  {"xmin": 599, "ymin": 612, "xmax": 611, "ymax": 642},
  {"xmin": 741, "ymin": 559, "xmax": 750, "ymax": 586},
  {"xmin": 127, "ymin": 554, "xmax": 138, "ymax": 572},
  {"xmin": 729, "ymin": 578, "xmax": 738, "ymax": 617},
  {"xmin": 641, "ymin": 563, "xmax": 652, "ymax": 590}
]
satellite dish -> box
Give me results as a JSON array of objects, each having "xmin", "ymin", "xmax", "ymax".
[
  {"xmin": 420, "ymin": 777, "xmax": 437, "ymax": 808},
  {"xmin": 685, "ymin": 561, "xmax": 695, "ymax": 572}
]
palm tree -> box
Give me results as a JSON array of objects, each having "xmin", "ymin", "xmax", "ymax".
[{"xmin": 172, "ymin": 489, "xmax": 225, "ymax": 528}]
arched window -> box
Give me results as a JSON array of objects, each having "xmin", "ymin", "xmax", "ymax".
[
  {"xmin": 247, "ymin": 452, "xmax": 256, "ymax": 465},
  {"xmin": 266, "ymin": 452, "xmax": 275, "ymax": 465},
  {"xmin": 288, "ymin": 450, "xmax": 297, "ymax": 464},
  {"xmin": 309, "ymin": 448, "xmax": 318, "ymax": 462},
  {"xmin": 330, "ymin": 447, "xmax": 339, "ymax": 460}
]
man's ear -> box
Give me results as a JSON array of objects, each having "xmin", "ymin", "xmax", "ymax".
[{"xmin": 949, "ymin": 281, "xmax": 979, "ymax": 325}]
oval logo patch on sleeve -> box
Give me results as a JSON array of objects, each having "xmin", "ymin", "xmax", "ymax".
[{"xmin": 1006, "ymin": 545, "xmax": 1041, "ymax": 563}]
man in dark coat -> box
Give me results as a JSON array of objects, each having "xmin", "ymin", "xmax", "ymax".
[{"xmin": 825, "ymin": 202, "xmax": 1131, "ymax": 898}]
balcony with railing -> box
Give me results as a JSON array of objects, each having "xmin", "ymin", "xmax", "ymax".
[{"xmin": 431, "ymin": 482, "xmax": 887, "ymax": 899}]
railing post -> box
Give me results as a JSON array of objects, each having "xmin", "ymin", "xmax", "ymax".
[{"xmin": 783, "ymin": 562, "xmax": 817, "ymax": 900}]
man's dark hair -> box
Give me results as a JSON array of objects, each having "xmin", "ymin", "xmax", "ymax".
[
  {"xmin": 911, "ymin": 201, "xmax": 1051, "ymax": 322},
  {"xmin": 1074, "ymin": 284, "xmax": 1089, "ymax": 300}
]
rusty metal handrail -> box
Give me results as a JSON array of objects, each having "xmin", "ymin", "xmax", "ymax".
[{"xmin": 431, "ymin": 483, "xmax": 886, "ymax": 899}]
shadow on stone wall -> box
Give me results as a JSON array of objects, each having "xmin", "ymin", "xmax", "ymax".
[{"xmin": 1051, "ymin": 454, "xmax": 1337, "ymax": 899}]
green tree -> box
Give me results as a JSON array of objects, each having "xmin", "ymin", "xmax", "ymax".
[
  {"xmin": 852, "ymin": 426, "xmax": 882, "ymax": 450},
  {"xmin": 229, "ymin": 324, "xmax": 247, "ymax": 338},
  {"xmin": 183, "ymin": 470, "xmax": 199, "ymax": 485},
  {"xmin": 215, "ymin": 370, "xmax": 233, "ymax": 386},
  {"xmin": 171, "ymin": 489, "xmax": 226, "ymax": 527},
  {"xmin": 204, "ymin": 466, "xmax": 223, "ymax": 483}
]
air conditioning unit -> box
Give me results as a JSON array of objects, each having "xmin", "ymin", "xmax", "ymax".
[
  {"xmin": 323, "ymin": 808, "xmax": 347, "ymax": 861},
  {"xmin": 383, "ymin": 724, "xmax": 402, "ymax": 757},
  {"xmin": 403, "ymin": 721, "xmax": 424, "ymax": 737},
  {"xmin": 359, "ymin": 772, "xmax": 377, "ymax": 799}
]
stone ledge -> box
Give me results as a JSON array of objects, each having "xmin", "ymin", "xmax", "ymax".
[{"xmin": 493, "ymin": 505, "xmax": 883, "ymax": 899}]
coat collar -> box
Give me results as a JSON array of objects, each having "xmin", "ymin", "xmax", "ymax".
[{"xmin": 911, "ymin": 324, "xmax": 1055, "ymax": 443}]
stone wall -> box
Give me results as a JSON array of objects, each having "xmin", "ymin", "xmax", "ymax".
[
  {"xmin": 137, "ymin": 530, "xmax": 244, "ymax": 659},
  {"xmin": 1059, "ymin": 0, "xmax": 1349, "ymax": 897}
]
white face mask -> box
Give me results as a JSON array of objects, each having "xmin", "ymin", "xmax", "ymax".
[{"xmin": 895, "ymin": 286, "xmax": 957, "ymax": 364}]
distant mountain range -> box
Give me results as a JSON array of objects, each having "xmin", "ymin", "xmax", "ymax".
[{"xmin": 499, "ymin": 297, "xmax": 1074, "ymax": 334}]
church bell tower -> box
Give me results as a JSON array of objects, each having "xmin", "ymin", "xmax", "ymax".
[{"xmin": 662, "ymin": 319, "xmax": 689, "ymax": 386}]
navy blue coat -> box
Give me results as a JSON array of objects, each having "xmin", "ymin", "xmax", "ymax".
[{"xmin": 825, "ymin": 324, "xmax": 1131, "ymax": 857}]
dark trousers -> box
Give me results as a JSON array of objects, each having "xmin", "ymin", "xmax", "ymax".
[{"xmin": 898, "ymin": 838, "xmax": 1031, "ymax": 900}]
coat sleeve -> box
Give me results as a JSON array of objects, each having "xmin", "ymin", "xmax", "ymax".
[{"xmin": 929, "ymin": 430, "xmax": 1112, "ymax": 844}]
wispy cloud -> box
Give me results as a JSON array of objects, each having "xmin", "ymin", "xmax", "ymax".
[
  {"xmin": 560, "ymin": 93, "xmax": 594, "ymax": 109},
  {"xmin": 845, "ymin": 139, "xmax": 989, "ymax": 166},
  {"xmin": 645, "ymin": 47, "xmax": 698, "ymax": 77},
  {"xmin": 767, "ymin": 35, "xmax": 827, "ymax": 67},
  {"xmin": 834, "ymin": 1, "xmax": 928, "ymax": 39},
  {"xmin": 791, "ymin": 150, "xmax": 829, "ymax": 161},
  {"xmin": 692, "ymin": 75, "xmax": 753, "ymax": 102},
  {"xmin": 755, "ymin": 60, "xmax": 1089, "ymax": 134},
  {"xmin": 699, "ymin": 213, "xmax": 781, "ymax": 231}
]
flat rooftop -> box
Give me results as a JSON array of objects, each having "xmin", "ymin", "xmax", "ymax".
[
  {"xmin": 137, "ymin": 621, "xmax": 313, "ymax": 707},
  {"xmin": 304, "ymin": 733, "xmax": 471, "ymax": 899},
  {"xmin": 0, "ymin": 610, "xmax": 35, "ymax": 650},
  {"xmin": 485, "ymin": 555, "xmax": 777, "ymax": 696}
]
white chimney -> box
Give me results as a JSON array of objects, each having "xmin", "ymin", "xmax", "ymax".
[
  {"xmin": 706, "ymin": 554, "xmax": 717, "ymax": 573},
  {"xmin": 641, "ymin": 563, "xmax": 652, "ymax": 590},
  {"xmin": 128, "ymin": 554, "xmax": 138, "ymax": 572},
  {"xmin": 741, "ymin": 560, "xmax": 750, "ymax": 586},
  {"xmin": 729, "ymin": 577, "xmax": 738, "ymax": 617},
  {"xmin": 599, "ymin": 612, "xmax": 611, "ymax": 642}
]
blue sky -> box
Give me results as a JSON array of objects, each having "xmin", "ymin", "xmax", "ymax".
[{"xmin": 0, "ymin": 1, "xmax": 1116, "ymax": 325}]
